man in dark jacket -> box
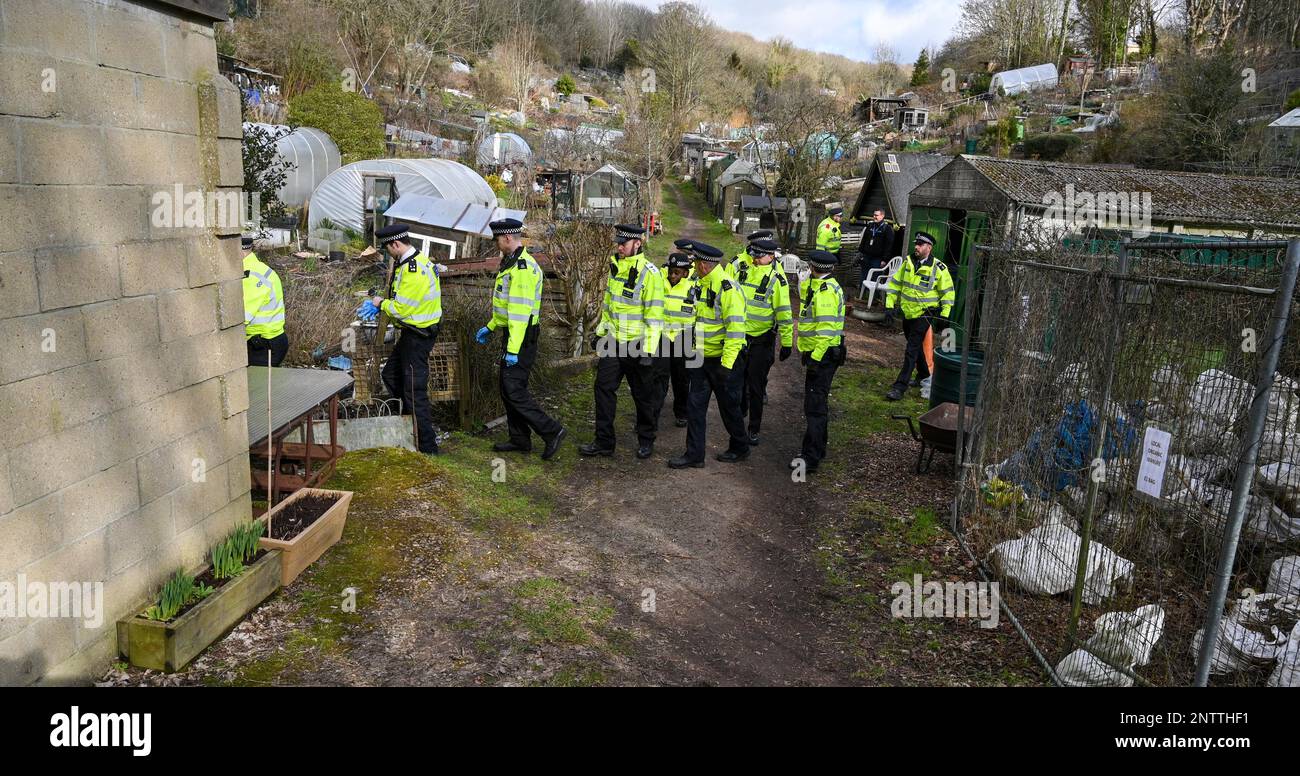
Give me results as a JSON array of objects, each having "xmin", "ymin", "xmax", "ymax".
[{"xmin": 858, "ymin": 208, "xmax": 901, "ymax": 284}]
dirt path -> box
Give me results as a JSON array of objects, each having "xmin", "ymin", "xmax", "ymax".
[
  {"xmin": 546, "ymin": 187, "xmax": 858, "ymax": 685},
  {"xmin": 108, "ymin": 185, "xmax": 1039, "ymax": 688}
]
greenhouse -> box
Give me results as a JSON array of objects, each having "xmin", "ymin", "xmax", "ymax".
[
  {"xmin": 988, "ymin": 63, "xmax": 1059, "ymax": 96},
  {"xmin": 306, "ymin": 158, "xmax": 497, "ymax": 234},
  {"xmin": 476, "ymin": 132, "xmax": 533, "ymax": 167},
  {"xmin": 243, "ymin": 123, "xmax": 341, "ymax": 207},
  {"xmin": 579, "ymin": 163, "xmax": 641, "ymax": 222}
]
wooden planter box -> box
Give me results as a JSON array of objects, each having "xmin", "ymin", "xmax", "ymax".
[
  {"xmin": 258, "ymin": 487, "xmax": 353, "ymax": 586},
  {"xmin": 116, "ymin": 551, "xmax": 282, "ymax": 672}
]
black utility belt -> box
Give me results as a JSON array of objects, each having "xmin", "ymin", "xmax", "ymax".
[{"xmin": 395, "ymin": 321, "xmax": 439, "ymax": 338}]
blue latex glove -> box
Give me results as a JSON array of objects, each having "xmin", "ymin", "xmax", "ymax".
[
  {"xmin": 357, "ymin": 299, "xmax": 380, "ymax": 321},
  {"xmin": 504, "ymin": 353, "xmax": 518, "ymax": 367},
  {"xmin": 475, "ymin": 326, "xmax": 491, "ymax": 344}
]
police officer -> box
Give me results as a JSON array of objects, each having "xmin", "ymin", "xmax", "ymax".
[
  {"xmin": 735, "ymin": 238, "xmax": 793, "ymax": 445},
  {"xmin": 668, "ymin": 241, "xmax": 749, "ymax": 469},
  {"xmin": 365, "ymin": 224, "xmax": 442, "ymax": 455},
  {"xmin": 859, "ymin": 208, "xmax": 901, "ymax": 283},
  {"xmin": 652, "ymin": 251, "xmax": 696, "ymax": 429},
  {"xmin": 242, "ymin": 236, "xmax": 288, "ymax": 366},
  {"xmin": 884, "ymin": 230, "xmax": 955, "ymax": 401},
  {"xmin": 731, "ymin": 229, "xmax": 774, "ymax": 276},
  {"xmin": 475, "ymin": 218, "xmax": 567, "ymax": 460},
  {"xmin": 815, "ymin": 206, "xmax": 843, "ymax": 256},
  {"xmin": 792, "ymin": 249, "xmax": 846, "ymax": 474},
  {"xmin": 580, "ymin": 224, "xmax": 665, "ymax": 459}
]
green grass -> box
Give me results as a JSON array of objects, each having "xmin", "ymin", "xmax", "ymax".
[
  {"xmin": 510, "ymin": 576, "xmax": 615, "ymax": 648},
  {"xmin": 830, "ymin": 366, "xmax": 929, "ymax": 438},
  {"xmin": 647, "ymin": 181, "xmax": 745, "ymax": 263},
  {"xmin": 217, "ymin": 367, "xmax": 601, "ymax": 686}
]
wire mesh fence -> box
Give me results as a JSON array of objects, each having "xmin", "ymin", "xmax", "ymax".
[{"xmin": 955, "ymin": 236, "xmax": 1300, "ymax": 686}]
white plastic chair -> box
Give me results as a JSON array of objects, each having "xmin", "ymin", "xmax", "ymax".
[{"xmin": 860, "ymin": 255, "xmax": 903, "ymax": 308}]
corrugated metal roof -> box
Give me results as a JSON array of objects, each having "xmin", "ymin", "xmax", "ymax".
[
  {"xmin": 1270, "ymin": 107, "xmax": 1300, "ymax": 128},
  {"xmin": 963, "ymin": 155, "xmax": 1300, "ymax": 229},
  {"xmin": 384, "ymin": 194, "xmax": 526, "ymax": 237},
  {"xmin": 717, "ymin": 159, "xmax": 764, "ymax": 187},
  {"xmin": 741, "ymin": 194, "xmax": 790, "ymax": 210},
  {"xmin": 246, "ymin": 367, "xmax": 353, "ymax": 445}
]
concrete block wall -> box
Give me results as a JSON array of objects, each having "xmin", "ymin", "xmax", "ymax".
[{"xmin": 0, "ymin": 0, "xmax": 250, "ymax": 684}]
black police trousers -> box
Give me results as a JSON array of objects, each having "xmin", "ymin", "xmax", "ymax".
[
  {"xmin": 381, "ymin": 324, "xmax": 439, "ymax": 454},
  {"xmin": 738, "ymin": 329, "xmax": 776, "ymax": 435},
  {"xmin": 594, "ymin": 351, "xmax": 656, "ymax": 449},
  {"xmin": 683, "ymin": 356, "xmax": 749, "ymax": 463},
  {"xmin": 891, "ymin": 315, "xmax": 933, "ymax": 393},
  {"xmin": 500, "ymin": 324, "xmax": 562, "ymax": 449},
  {"xmin": 651, "ymin": 344, "xmax": 691, "ymax": 428},
  {"xmin": 246, "ymin": 332, "xmax": 289, "ymax": 367},
  {"xmin": 801, "ymin": 355, "xmax": 841, "ymax": 466}
]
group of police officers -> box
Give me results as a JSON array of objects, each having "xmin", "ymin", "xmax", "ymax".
[{"xmin": 240, "ymin": 208, "xmax": 954, "ymax": 475}]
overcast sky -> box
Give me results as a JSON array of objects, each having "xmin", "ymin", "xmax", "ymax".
[{"xmin": 626, "ymin": 0, "xmax": 964, "ymax": 64}]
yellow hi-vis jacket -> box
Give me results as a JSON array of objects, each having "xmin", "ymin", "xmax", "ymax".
[
  {"xmin": 380, "ymin": 250, "xmax": 442, "ymax": 330},
  {"xmin": 661, "ymin": 274, "xmax": 696, "ymax": 346},
  {"xmin": 597, "ymin": 251, "xmax": 664, "ymax": 355},
  {"xmin": 815, "ymin": 216, "xmax": 841, "ymax": 252},
  {"xmin": 885, "ymin": 254, "xmax": 955, "ymax": 320},
  {"xmin": 488, "ymin": 246, "xmax": 544, "ymax": 354},
  {"xmin": 735, "ymin": 260, "xmax": 793, "ymax": 347},
  {"xmin": 242, "ymin": 252, "xmax": 285, "ymax": 340},
  {"xmin": 797, "ymin": 275, "xmax": 845, "ymax": 362},
  {"xmin": 691, "ymin": 266, "xmax": 746, "ymax": 368},
  {"xmin": 731, "ymin": 250, "xmax": 753, "ymax": 275}
]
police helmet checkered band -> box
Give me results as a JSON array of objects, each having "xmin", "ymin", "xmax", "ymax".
[
  {"xmin": 828, "ymin": 206, "xmax": 843, "ymax": 216},
  {"xmin": 489, "ymin": 218, "xmax": 524, "ymax": 236},
  {"xmin": 913, "ymin": 231, "xmax": 935, "ymax": 246},
  {"xmin": 240, "ymin": 236, "xmax": 254, "ymax": 249},
  {"xmin": 375, "ymin": 224, "xmax": 409, "ymax": 245},
  {"xmin": 807, "ymin": 249, "xmax": 838, "ymax": 269},
  {"xmin": 667, "ymin": 252, "xmax": 692, "ymax": 268},
  {"xmin": 614, "ymin": 223, "xmax": 646, "ymax": 242},
  {"xmin": 746, "ymin": 229, "xmax": 773, "ymax": 243},
  {"xmin": 749, "ymin": 238, "xmax": 778, "ymax": 255},
  {"xmin": 690, "ymin": 241, "xmax": 724, "ymax": 261}
]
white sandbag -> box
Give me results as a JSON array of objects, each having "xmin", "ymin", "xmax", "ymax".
[
  {"xmin": 988, "ymin": 514, "xmax": 1134, "ymax": 604},
  {"xmin": 1266, "ymin": 556, "xmax": 1300, "ymax": 598},
  {"xmin": 1264, "ymin": 373, "xmax": 1299, "ymax": 436},
  {"xmin": 1168, "ymin": 454, "xmax": 1232, "ymax": 484},
  {"xmin": 1257, "ymin": 428, "xmax": 1300, "ymax": 466},
  {"xmin": 1259, "ymin": 462, "xmax": 1300, "ymax": 513},
  {"xmin": 1189, "ymin": 369, "xmax": 1253, "ymax": 426},
  {"xmin": 1202, "ymin": 486, "xmax": 1300, "ymax": 544},
  {"xmin": 1190, "ymin": 593, "xmax": 1298, "ymax": 675},
  {"xmin": 1149, "ymin": 364, "xmax": 1187, "ymax": 406},
  {"xmin": 1176, "ymin": 415, "xmax": 1239, "ymax": 458},
  {"xmin": 1056, "ymin": 604, "xmax": 1165, "ymax": 687},
  {"xmin": 1268, "ymin": 622, "xmax": 1300, "ymax": 687}
]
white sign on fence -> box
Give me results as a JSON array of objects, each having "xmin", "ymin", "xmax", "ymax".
[{"xmin": 1137, "ymin": 426, "xmax": 1172, "ymax": 498}]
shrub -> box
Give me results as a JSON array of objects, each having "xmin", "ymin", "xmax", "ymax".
[
  {"xmin": 288, "ymin": 84, "xmax": 385, "ymax": 164},
  {"xmin": 1023, "ymin": 132, "xmax": 1083, "ymax": 161}
]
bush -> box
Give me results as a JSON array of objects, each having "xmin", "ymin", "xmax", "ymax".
[
  {"xmin": 287, "ymin": 84, "xmax": 385, "ymax": 164},
  {"xmin": 1023, "ymin": 132, "xmax": 1082, "ymax": 160},
  {"xmin": 555, "ymin": 74, "xmax": 576, "ymax": 96}
]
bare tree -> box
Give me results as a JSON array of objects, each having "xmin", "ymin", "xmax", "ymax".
[
  {"xmin": 539, "ymin": 217, "xmax": 614, "ymax": 356},
  {"xmin": 494, "ymin": 24, "xmax": 540, "ymax": 116}
]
